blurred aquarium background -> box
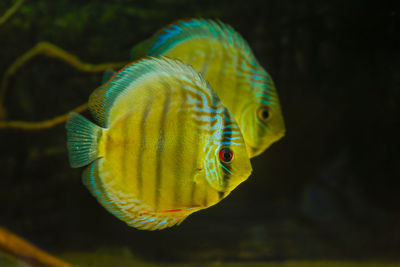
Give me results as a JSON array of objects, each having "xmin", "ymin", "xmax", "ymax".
[{"xmin": 0, "ymin": 0, "xmax": 399, "ymax": 266}]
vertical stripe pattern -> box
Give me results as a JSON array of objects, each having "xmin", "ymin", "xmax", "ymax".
[
  {"xmin": 78, "ymin": 57, "xmax": 251, "ymax": 231},
  {"xmin": 154, "ymin": 79, "xmax": 172, "ymax": 209},
  {"xmin": 130, "ymin": 18, "xmax": 285, "ymax": 158},
  {"xmin": 137, "ymin": 95, "xmax": 153, "ymax": 199}
]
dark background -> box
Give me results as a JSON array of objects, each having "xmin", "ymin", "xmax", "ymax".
[{"xmin": 0, "ymin": 0, "xmax": 399, "ymax": 263}]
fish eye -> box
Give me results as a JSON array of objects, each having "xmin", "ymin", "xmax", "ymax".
[
  {"xmin": 219, "ymin": 147, "xmax": 234, "ymax": 163},
  {"xmin": 258, "ymin": 107, "xmax": 270, "ymax": 121}
]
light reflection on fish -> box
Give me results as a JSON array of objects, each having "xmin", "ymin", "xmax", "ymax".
[
  {"xmin": 66, "ymin": 57, "xmax": 252, "ymax": 230},
  {"xmin": 131, "ymin": 18, "xmax": 286, "ymax": 158}
]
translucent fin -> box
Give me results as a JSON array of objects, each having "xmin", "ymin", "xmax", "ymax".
[
  {"xmin": 89, "ymin": 57, "xmax": 210, "ymax": 127},
  {"xmin": 88, "ymin": 58, "xmax": 157, "ymax": 127},
  {"xmin": 88, "ymin": 80, "xmax": 113, "ymax": 127},
  {"xmin": 101, "ymin": 69, "xmax": 117, "ymax": 84},
  {"xmin": 83, "ymin": 159, "xmax": 196, "ymax": 231},
  {"xmin": 65, "ymin": 112, "xmax": 103, "ymax": 168},
  {"xmin": 129, "ymin": 38, "xmax": 153, "ymax": 60},
  {"xmin": 130, "ymin": 18, "xmax": 254, "ymax": 61}
]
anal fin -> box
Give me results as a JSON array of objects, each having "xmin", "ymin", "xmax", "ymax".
[{"xmin": 82, "ymin": 159, "xmax": 194, "ymax": 230}]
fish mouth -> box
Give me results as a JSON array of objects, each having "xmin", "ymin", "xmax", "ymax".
[
  {"xmin": 246, "ymin": 144, "xmax": 263, "ymax": 158},
  {"xmin": 246, "ymin": 130, "xmax": 286, "ymax": 158}
]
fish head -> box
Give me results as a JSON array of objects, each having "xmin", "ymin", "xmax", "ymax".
[
  {"xmin": 203, "ymin": 117, "xmax": 253, "ymax": 194},
  {"xmin": 240, "ymin": 79, "xmax": 286, "ymax": 158}
]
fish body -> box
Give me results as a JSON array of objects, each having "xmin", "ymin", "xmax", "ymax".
[
  {"xmin": 131, "ymin": 19, "xmax": 286, "ymax": 158},
  {"xmin": 66, "ymin": 57, "xmax": 252, "ymax": 230}
]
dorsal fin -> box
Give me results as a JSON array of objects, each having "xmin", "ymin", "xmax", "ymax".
[
  {"xmin": 88, "ymin": 59, "xmax": 153, "ymax": 127},
  {"xmin": 130, "ymin": 18, "xmax": 255, "ymax": 61},
  {"xmin": 101, "ymin": 69, "xmax": 117, "ymax": 84},
  {"xmin": 88, "ymin": 57, "xmax": 211, "ymax": 127}
]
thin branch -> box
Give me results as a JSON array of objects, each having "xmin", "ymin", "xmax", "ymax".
[
  {"xmin": 0, "ymin": 227, "xmax": 72, "ymax": 267},
  {"xmin": 0, "ymin": 0, "xmax": 25, "ymax": 26},
  {"xmin": 0, "ymin": 41, "xmax": 127, "ymax": 121},
  {"xmin": 0, "ymin": 102, "xmax": 88, "ymax": 130},
  {"xmin": 0, "ymin": 41, "xmax": 126, "ymax": 115}
]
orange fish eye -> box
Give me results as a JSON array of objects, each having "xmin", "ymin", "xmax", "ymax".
[
  {"xmin": 258, "ymin": 107, "xmax": 270, "ymax": 121},
  {"xmin": 219, "ymin": 147, "xmax": 233, "ymax": 163}
]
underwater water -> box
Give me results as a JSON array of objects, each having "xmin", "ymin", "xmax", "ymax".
[{"xmin": 0, "ymin": 0, "xmax": 399, "ymax": 266}]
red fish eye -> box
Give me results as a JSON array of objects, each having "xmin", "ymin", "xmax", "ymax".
[{"xmin": 219, "ymin": 148, "xmax": 233, "ymax": 163}]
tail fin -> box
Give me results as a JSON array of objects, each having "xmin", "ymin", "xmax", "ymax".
[{"xmin": 66, "ymin": 112, "xmax": 103, "ymax": 168}]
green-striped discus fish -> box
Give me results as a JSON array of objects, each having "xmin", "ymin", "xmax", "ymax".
[
  {"xmin": 131, "ymin": 18, "xmax": 286, "ymax": 158},
  {"xmin": 66, "ymin": 57, "xmax": 252, "ymax": 230}
]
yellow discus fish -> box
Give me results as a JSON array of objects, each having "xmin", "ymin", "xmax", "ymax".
[
  {"xmin": 131, "ymin": 18, "xmax": 286, "ymax": 158},
  {"xmin": 66, "ymin": 57, "xmax": 252, "ymax": 230}
]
